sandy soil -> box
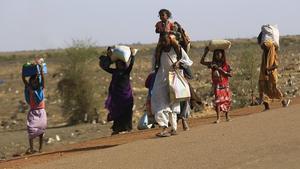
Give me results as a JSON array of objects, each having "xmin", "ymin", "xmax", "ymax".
[{"xmin": 0, "ymin": 97, "xmax": 299, "ymax": 169}]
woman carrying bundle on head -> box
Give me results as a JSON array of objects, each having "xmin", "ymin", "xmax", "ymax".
[
  {"xmin": 99, "ymin": 46, "xmax": 135, "ymax": 135},
  {"xmin": 200, "ymin": 42, "xmax": 232, "ymax": 124}
]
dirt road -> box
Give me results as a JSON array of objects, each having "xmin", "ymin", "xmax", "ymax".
[{"xmin": 1, "ymin": 100, "xmax": 300, "ymax": 169}]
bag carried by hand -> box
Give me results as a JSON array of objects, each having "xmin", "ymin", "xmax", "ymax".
[
  {"xmin": 169, "ymin": 69, "xmax": 191, "ymax": 102},
  {"xmin": 137, "ymin": 112, "xmax": 153, "ymax": 130}
]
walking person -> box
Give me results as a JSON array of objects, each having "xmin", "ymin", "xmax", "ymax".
[
  {"xmin": 257, "ymin": 26, "xmax": 290, "ymax": 110},
  {"xmin": 151, "ymin": 35, "xmax": 193, "ymax": 137},
  {"xmin": 100, "ymin": 47, "xmax": 135, "ymax": 135},
  {"xmin": 200, "ymin": 47, "xmax": 232, "ymax": 123},
  {"xmin": 22, "ymin": 65, "xmax": 47, "ymax": 154}
]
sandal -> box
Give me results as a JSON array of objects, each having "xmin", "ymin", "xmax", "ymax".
[
  {"xmin": 156, "ymin": 130, "xmax": 171, "ymax": 137},
  {"xmin": 25, "ymin": 148, "xmax": 37, "ymax": 155},
  {"xmin": 226, "ymin": 118, "xmax": 232, "ymax": 122},
  {"xmin": 214, "ymin": 120, "xmax": 220, "ymax": 124},
  {"xmin": 170, "ymin": 130, "xmax": 178, "ymax": 136},
  {"xmin": 182, "ymin": 119, "xmax": 190, "ymax": 131}
]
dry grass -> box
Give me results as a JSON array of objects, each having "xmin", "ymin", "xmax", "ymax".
[{"xmin": 0, "ymin": 35, "xmax": 300, "ymax": 129}]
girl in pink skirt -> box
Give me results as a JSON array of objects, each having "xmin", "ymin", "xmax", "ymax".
[{"xmin": 22, "ymin": 66, "xmax": 47, "ymax": 154}]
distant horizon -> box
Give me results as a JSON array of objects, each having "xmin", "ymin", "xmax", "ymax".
[
  {"xmin": 1, "ymin": 34, "xmax": 300, "ymax": 54},
  {"xmin": 1, "ymin": 0, "xmax": 299, "ymax": 52}
]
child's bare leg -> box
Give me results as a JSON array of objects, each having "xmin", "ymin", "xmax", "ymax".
[
  {"xmin": 155, "ymin": 44, "xmax": 162, "ymax": 70},
  {"xmin": 170, "ymin": 38, "xmax": 181, "ymax": 59},
  {"xmin": 26, "ymin": 138, "xmax": 35, "ymax": 154},
  {"xmin": 215, "ymin": 106, "xmax": 221, "ymax": 123},
  {"xmin": 29, "ymin": 138, "xmax": 34, "ymax": 151},
  {"xmin": 225, "ymin": 112, "xmax": 231, "ymax": 121},
  {"xmin": 38, "ymin": 134, "xmax": 44, "ymax": 153}
]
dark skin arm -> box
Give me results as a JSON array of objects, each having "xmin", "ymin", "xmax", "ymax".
[
  {"xmin": 99, "ymin": 61, "xmax": 116, "ymax": 74},
  {"xmin": 214, "ymin": 65, "xmax": 232, "ymax": 77},
  {"xmin": 22, "ymin": 74, "xmax": 29, "ymax": 87},
  {"xmin": 200, "ymin": 47, "xmax": 211, "ymax": 67},
  {"xmin": 267, "ymin": 65, "xmax": 278, "ymax": 71},
  {"xmin": 39, "ymin": 64, "xmax": 45, "ymax": 89},
  {"xmin": 155, "ymin": 27, "xmax": 160, "ymax": 34},
  {"xmin": 266, "ymin": 65, "xmax": 278, "ymax": 75},
  {"xmin": 125, "ymin": 54, "xmax": 135, "ymax": 74}
]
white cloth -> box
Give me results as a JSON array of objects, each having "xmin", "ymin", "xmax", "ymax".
[
  {"xmin": 151, "ymin": 47, "xmax": 193, "ymax": 129},
  {"xmin": 261, "ymin": 24, "xmax": 280, "ymax": 47},
  {"xmin": 155, "ymin": 111, "xmax": 177, "ymax": 131}
]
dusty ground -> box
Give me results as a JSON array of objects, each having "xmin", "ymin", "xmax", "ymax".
[
  {"xmin": 0, "ymin": 97, "xmax": 299, "ymax": 169},
  {"xmin": 0, "ymin": 36, "xmax": 300, "ymax": 168}
]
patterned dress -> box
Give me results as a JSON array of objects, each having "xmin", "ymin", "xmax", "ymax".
[{"xmin": 210, "ymin": 63, "xmax": 232, "ymax": 112}]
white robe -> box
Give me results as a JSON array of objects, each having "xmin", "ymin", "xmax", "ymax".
[{"xmin": 151, "ymin": 48, "xmax": 193, "ymax": 130}]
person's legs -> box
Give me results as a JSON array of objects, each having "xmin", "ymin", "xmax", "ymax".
[
  {"xmin": 259, "ymin": 80, "xmax": 271, "ymax": 110},
  {"xmin": 169, "ymin": 111, "xmax": 178, "ymax": 135},
  {"xmin": 155, "ymin": 111, "xmax": 171, "ymax": 137},
  {"xmin": 263, "ymin": 101, "xmax": 270, "ymax": 111},
  {"xmin": 215, "ymin": 106, "xmax": 221, "ymax": 123},
  {"xmin": 26, "ymin": 137, "xmax": 36, "ymax": 154},
  {"xmin": 180, "ymin": 101, "xmax": 190, "ymax": 131},
  {"xmin": 38, "ymin": 134, "xmax": 44, "ymax": 153},
  {"xmin": 225, "ymin": 111, "xmax": 231, "ymax": 122},
  {"xmin": 29, "ymin": 138, "xmax": 34, "ymax": 151},
  {"xmin": 182, "ymin": 117, "xmax": 189, "ymax": 131}
]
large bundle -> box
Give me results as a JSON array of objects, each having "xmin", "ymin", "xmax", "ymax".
[
  {"xmin": 208, "ymin": 40, "xmax": 231, "ymax": 51},
  {"xmin": 110, "ymin": 45, "xmax": 138, "ymax": 63},
  {"xmin": 260, "ymin": 24, "xmax": 279, "ymax": 47},
  {"xmin": 22, "ymin": 62, "xmax": 47, "ymax": 77}
]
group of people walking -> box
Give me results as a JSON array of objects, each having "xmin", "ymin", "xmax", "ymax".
[
  {"xmin": 100, "ymin": 9, "xmax": 290, "ymax": 137},
  {"xmin": 21, "ymin": 8, "xmax": 290, "ymax": 152}
]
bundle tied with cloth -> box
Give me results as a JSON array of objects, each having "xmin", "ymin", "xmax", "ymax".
[
  {"xmin": 99, "ymin": 45, "xmax": 138, "ymax": 69},
  {"xmin": 110, "ymin": 45, "xmax": 138, "ymax": 63},
  {"xmin": 257, "ymin": 24, "xmax": 280, "ymax": 49},
  {"xmin": 207, "ymin": 39, "xmax": 231, "ymax": 51}
]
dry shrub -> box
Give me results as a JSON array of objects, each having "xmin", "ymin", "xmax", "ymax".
[
  {"xmin": 230, "ymin": 45, "xmax": 260, "ymax": 108},
  {"xmin": 57, "ymin": 40, "xmax": 99, "ymax": 124}
]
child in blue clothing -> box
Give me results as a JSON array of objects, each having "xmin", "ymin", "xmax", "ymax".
[{"xmin": 22, "ymin": 65, "xmax": 47, "ymax": 154}]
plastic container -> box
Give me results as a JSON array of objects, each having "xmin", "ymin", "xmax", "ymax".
[{"xmin": 22, "ymin": 63, "xmax": 47, "ymax": 77}]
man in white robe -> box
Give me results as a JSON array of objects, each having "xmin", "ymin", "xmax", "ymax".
[{"xmin": 151, "ymin": 36, "xmax": 193, "ymax": 137}]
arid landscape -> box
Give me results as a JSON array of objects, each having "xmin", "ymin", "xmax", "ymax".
[{"xmin": 0, "ymin": 36, "xmax": 300, "ymax": 163}]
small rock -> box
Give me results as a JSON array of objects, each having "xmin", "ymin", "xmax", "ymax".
[
  {"xmin": 11, "ymin": 120, "xmax": 17, "ymax": 125},
  {"xmin": 100, "ymin": 120, "xmax": 107, "ymax": 125},
  {"xmin": 46, "ymin": 137, "xmax": 55, "ymax": 144},
  {"xmin": 55, "ymin": 135, "xmax": 61, "ymax": 141}
]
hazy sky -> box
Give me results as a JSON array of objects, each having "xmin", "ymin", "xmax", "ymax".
[{"xmin": 0, "ymin": 0, "xmax": 299, "ymax": 52}]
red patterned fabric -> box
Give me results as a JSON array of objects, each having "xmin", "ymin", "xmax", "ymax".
[
  {"xmin": 155, "ymin": 21, "xmax": 175, "ymax": 33},
  {"xmin": 214, "ymin": 87, "xmax": 231, "ymax": 112},
  {"xmin": 211, "ymin": 63, "xmax": 232, "ymax": 112}
]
